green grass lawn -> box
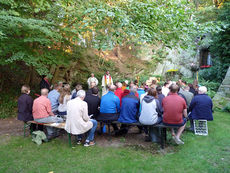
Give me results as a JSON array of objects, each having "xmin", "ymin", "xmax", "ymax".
[{"xmin": 0, "ymin": 112, "xmax": 230, "ymax": 173}]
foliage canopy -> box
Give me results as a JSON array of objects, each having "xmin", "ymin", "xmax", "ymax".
[{"xmin": 0, "ymin": 0, "xmax": 219, "ymax": 75}]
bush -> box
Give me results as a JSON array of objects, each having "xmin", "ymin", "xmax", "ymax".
[
  {"xmin": 199, "ymin": 79, "xmax": 220, "ymax": 98},
  {"xmin": 223, "ymin": 103, "xmax": 230, "ymax": 113},
  {"xmin": 199, "ymin": 59, "xmax": 228, "ymax": 83},
  {"xmin": 0, "ymin": 92, "xmax": 18, "ymax": 119}
]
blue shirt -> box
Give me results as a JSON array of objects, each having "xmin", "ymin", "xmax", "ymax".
[
  {"xmin": 137, "ymin": 88, "xmax": 145, "ymax": 98},
  {"xmin": 48, "ymin": 89, "xmax": 60, "ymax": 111},
  {"xmin": 118, "ymin": 92, "xmax": 140, "ymax": 123},
  {"xmin": 100, "ymin": 91, "xmax": 120, "ymax": 113}
]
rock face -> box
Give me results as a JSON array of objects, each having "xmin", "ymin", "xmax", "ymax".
[
  {"xmin": 153, "ymin": 47, "xmax": 197, "ymax": 78},
  {"xmin": 213, "ymin": 66, "xmax": 230, "ymax": 108}
]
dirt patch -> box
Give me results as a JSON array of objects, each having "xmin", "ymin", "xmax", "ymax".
[{"xmin": 0, "ymin": 117, "xmax": 175, "ymax": 153}]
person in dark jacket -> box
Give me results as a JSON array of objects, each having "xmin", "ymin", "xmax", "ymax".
[
  {"xmin": 156, "ymin": 86, "xmax": 165, "ymax": 106},
  {"xmin": 116, "ymin": 87, "xmax": 140, "ymax": 135},
  {"xmin": 18, "ymin": 85, "xmax": 43, "ymax": 131},
  {"xmin": 188, "ymin": 86, "xmax": 213, "ymax": 131},
  {"xmin": 84, "ymin": 87, "xmax": 101, "ymax": 119},
  {"xmin": 39, "ymin": 75, "xmax": 50, "ymax": 91}
]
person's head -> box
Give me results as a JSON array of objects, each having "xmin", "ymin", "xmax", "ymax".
[
  {"xmin": 117, "ymin": 82, "xmax": 122, "ymax": 88},
  {"xmin": 59, "ymin": 84, "xmax": 71, "ymax": 104},
  {"xmin": 129, "ymin": 83, "xmax": 134, "ymax": 88},
  {"xmin": 198, "ymin": 86, "xmax": 207, "ymax": 94},
  {"xmin": 90, "ymin": 82, "xmax": 96, "ymax": 88},
  {"xmin": 21, "ymin": 85, "xmax": 30, "ymax": 94},
  {"xmin": 75, "ymin": 84, "xmax": 82, "ymax": 92},
  {"xmin": 109, "ymin": 85, "xmax": 116, "ymax": 92},
  {"xmin": 152, "ymin": 80, "xmax": 157, "ymax": 85},
  {"xmin": 91, "ymin": 73, "xmax": 95, "ymax": 77},
  {"xmin": 41, "ymin": 88, "xmax": 49, "ymax": 97},
  {"xmin": 125, "ymin": 80, "xmax": 129, "ymax": 85},
  {"xmin": 188, "ymin": 83, "xmax": 194, "ymax": 89},
  {"xmin": 106, "ymin": 71, "xmax": 110, "ymax": 75},
  {"xmin": 164, "ymin": 82, "xmax": 169, "ymax": 88},
  {"xmin": 53, "ymin": 83, "xmax": 62, "ymax": 91},
  {"xmin": 150, "ymin": 84, "xmax": 156, "ymax": 89},
  {"xmin": 130, "ymin": 86, "xmax": 137, "ymax": 93},
  {"xmin": 42, "ymin": 75, "xmax": 48, "ymax": 79},
  {"xmin": 170, "ymin": 84, "xmax": 179, "ymax": 93},
  {"xmin": 156, "ymin": 86, "xmax": 162, "ymax": 94},
  {"xmin": 184, "ymin": 86, "xmax": 190, "ymax": 91},
  {"xmin": 58, "ymin": 81, "xmax": 63, "ymax": 88},
  {"xmin": 77, "ymin": 90, "xmax": 86, "ymax": 100},
  {"xmin": 147, "ymin": 88, "xmax": 157, "ymax": 98},
  {"xmin": 92, "ymin": 87, "xmax": 99, "ymax": 95}
]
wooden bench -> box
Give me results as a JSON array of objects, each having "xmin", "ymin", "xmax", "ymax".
[
  {"xmin": 24, "ymin": 121, "xmax": 72, "ymax": 147},
  {"xmin": 98, "ymin": 120, "xmax": 180, "ymax": 149}
]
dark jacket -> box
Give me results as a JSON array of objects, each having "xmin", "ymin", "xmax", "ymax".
[
  {"xmin": 157, "ymin": 93, "xmax": 165, "ymax": 106},
  {"xmin": 39, "ymin": 78, "xmax": 50, "ymax": 90},
  {"xmin": 118, "ymin": 92, "xmax": 140, "ymax": 123},
  {"xmin": 18, "ymin": 94, "xmax": 34, "ymax": 122},
  {"xmin": 189, "ymin": 94, "xmax": 213, "ymax": 121},
  {"xmin": 84, "ymin": 94, "xmax": 101, "ymax": 119}
]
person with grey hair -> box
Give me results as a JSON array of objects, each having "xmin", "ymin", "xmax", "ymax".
[
  {"xmin": 87, "ymin": 73, "xmax": 98, "ymax": 88},
  {"xmin": 115, "ymin": 82, "xmax": 123, "ymax": 104},
  {"xmin": 188, "ymin": 86, "xmax": 213, "ymax": 132},
  {"xmin": 33, "ymin": 88, "xmax": 63, "ymax": 140},
  {"xmin": 179, "ymin": 85, "xmax": 194, "ymax": 108},
  {"xmin": 65, "ymin": 90, "xmax": 98, "ymax": 147}
]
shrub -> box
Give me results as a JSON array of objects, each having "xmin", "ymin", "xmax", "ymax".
[
  {"xmin": 0, "ymin": 92, "xmax": 18, "ymax": 119},
  {"xmin": 223, "ymin": 103, "xmax": 230, "ymax": 113}
]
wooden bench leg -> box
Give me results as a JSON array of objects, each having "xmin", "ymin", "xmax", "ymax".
[
  {"xmin": 24, "ymin": 122, "xmax": 31, "ymax": 137},
  {"xmin": 24, "ymin": 123, "xmax": 26, "ymax": 137},
  {"xmin": 68, "ymin": 133, "xmax": 72, "ymax": 147},
  {"xmin": 163, "ymin": 128, "xmax": 167, "ymax": 142},
  {"xmin": 100, "ymin": 122, "xmax": 103, "ymax": 134},
  {"xmin": 108, "ymin": 124, "xmax": 111, "ymax": 141},
  {"xmin": 160, "ymin": 128, "xmax": 165, "ymax": 149}
]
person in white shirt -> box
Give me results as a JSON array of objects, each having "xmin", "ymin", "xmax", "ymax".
[
  {"xmin": 65, "ymin": 90, "xmax": 97, "ymax": 147},
  {"xmin": 58, "ymin": 84, "xmax": 71, "ymax": 119},
  {"xmin": 101, "ymin": 71, "xmax": 113, "ymax": 96},
  {"xmin": 162, "ymin": 82, "xmax": 170, "ymax": 97},
  {"xmin": 87, "ymin": 73, "xmax": 98, "ymax": 88}
]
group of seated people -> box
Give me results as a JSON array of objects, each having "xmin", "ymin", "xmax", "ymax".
[{"xmin": 17, "ymin": 79, "xmax": 213, "ymax": 146}]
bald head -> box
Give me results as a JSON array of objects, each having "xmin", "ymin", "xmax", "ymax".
[
  {"xmin": 41, "ymin": 88, "xmax": 49, "ymax": 96},
  {"xmin": 109, "ymin": 85, "xmax": 116, "ymax": 92},
  {"xmin": 170, "ymin": 84, "xmax": 179, "ymax": 93}
]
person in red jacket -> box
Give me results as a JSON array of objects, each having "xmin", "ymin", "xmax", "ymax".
[{"xmin": 115, "ymin": 82, "xmax": 123, "ymax": 105}]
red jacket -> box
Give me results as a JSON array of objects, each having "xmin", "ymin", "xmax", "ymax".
[{"xmin": 115, "ymin": 88, "xmax": 123, "ymax": 105}]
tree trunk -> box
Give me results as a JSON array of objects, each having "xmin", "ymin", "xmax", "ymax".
[{"xmin": 51, "ymin": 65, "xmax": 60, "ymax": 84}]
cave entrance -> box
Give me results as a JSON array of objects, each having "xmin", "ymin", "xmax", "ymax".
[{"xmin": 199, "ymin": 48, "xmax": 212, "ymax": 68}]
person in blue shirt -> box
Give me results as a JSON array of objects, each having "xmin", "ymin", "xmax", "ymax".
[
  {"xmin": 97, "ymin": 85, "xmax": 120, "ymax": 131},
  {"xmin": 119, "ymin": 87, "xmax": 140, "ymax": 123},
  {"xmin": 116, "ymin": 87, "xmax": 140, "ymax": 135},
  {"xmin": 48, "ymin": 83, "xmax": 61, "ymax": 114},
  {"xmin": 137, "ymin": 84, "xmax": 146, "ymax": 98}
]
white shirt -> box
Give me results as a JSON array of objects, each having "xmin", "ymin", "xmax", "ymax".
[
  {"xmin": 58, "ymin": 95, "xmax": 71, "ymax": 112},
  {"xmin": 87, "ymin": 77, "xmax": 98, "ymax": 86},
  {"xmin": 162, "ymin": 86, "xmax": 170, "ymax": 97}
]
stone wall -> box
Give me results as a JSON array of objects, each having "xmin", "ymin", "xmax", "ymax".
[
  {"xmin": 152, "ymin": 47, "xmax": 197, "ymax": 78},
  {"xmin": 213, "ymin": 66, "xmax": 230, "ymax": 108}
]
